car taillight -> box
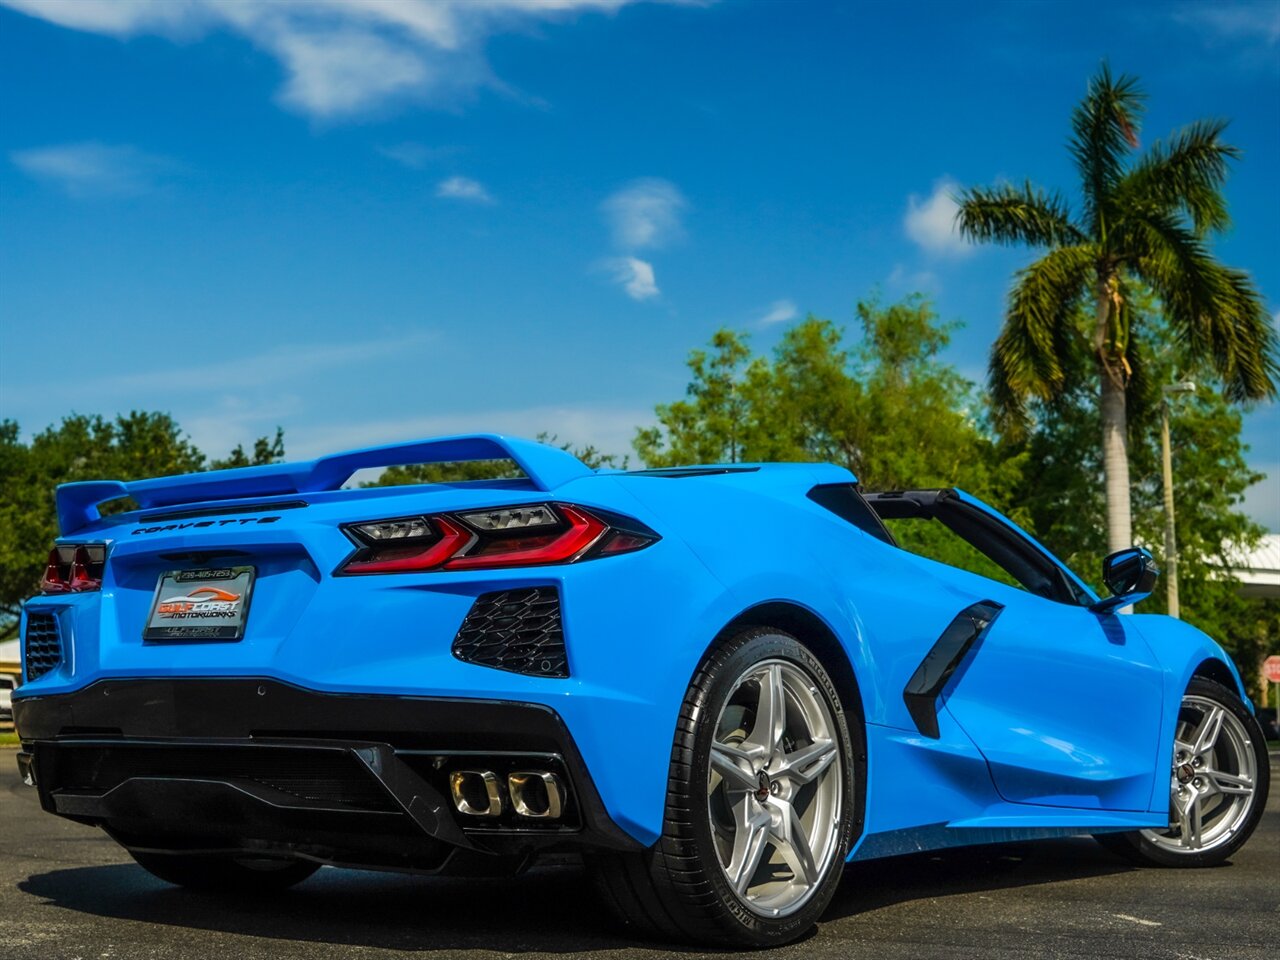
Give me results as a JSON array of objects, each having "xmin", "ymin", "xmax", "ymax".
[
  {"xmin": 40, "ymin": 543, "xmax": 106, "ymax": 594},
  {"xmin": 340, "ymin": 517, "xmax": 471, "ymax": 574},
  {"xmin": 337, "ymin": 503, "xmax": 658, "ymax": 575}
]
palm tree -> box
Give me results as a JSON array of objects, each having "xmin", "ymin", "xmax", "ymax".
[{"xmin": 957, "ymin": 65, "xmax": 1277, "ymax": 555}]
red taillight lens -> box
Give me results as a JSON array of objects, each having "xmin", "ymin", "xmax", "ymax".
[
  {"xmin": 340, "ymin": 517, "xmax": 471, "ymax": 574},
  {"xmin": 40, "ymin": 548, "xmax": 70, "ymax": 594},
  {"xmin": 337, "ymin": 503, "xmax": 656, "ymax": 575},
  {"xmin": 445, "ymin": 505, "xmax": 606, "ymax": 570},
  {"xmin": 69, "ymin": 546, "xmax": 103, "ymax": 591},
  {"xmin": 40, "ymin": 543, "xmax": 106, "ymax": 594}
]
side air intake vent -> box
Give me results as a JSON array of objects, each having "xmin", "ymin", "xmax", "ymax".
[
  {"xmin": 452, "ymin": 587, "xmax": 568, "ymax": 678},
  {"xmin": 23, "ymin": 612, "xmax": 63, "ymax": 682}
]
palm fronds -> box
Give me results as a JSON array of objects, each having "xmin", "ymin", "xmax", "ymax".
[
  {"xmin": 961, "ymin": 64, "xmax": 1274, "ymax": 418},
  {"xmin": 989, "ymin": 245, "xmax": 1095, "ymax": 431},
  {"xmin": 1122, "ymin": 210, "xmax": 1277, "ymax": 401},
  {"xmin": 956, "ymin": 182, "xmax": 1085, "ymax": 248},
  {"xmin": 1069, "ymin": 64, "xmax": 1146, "ymax": 233},
  {"xmin": 1118, "ymin": 118, "xmax": 1238, "ymax": 234}
]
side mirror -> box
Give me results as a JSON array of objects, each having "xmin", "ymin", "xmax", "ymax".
[{"xmin": 1091, "ymin": 547, "xmax": 1159, "ymax": 614}]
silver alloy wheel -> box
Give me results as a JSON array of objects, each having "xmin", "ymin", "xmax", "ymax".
[
  {"xmin": 1140, "ymin": 694, "xmax": 1258, "ymax": 854},
  {"xmin": 707, "ymin": 659, "xmax": 844, "ymax": 917}
]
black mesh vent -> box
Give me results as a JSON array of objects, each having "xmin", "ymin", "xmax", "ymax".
[
  {"xmin": 452, "ymin": 587, "xmax": 568, "ymax": 678},
  {"xmin": 24, "ymin": 612, "xmax": 63, "ymax": 682},
  {"xmin": 51, "ymin": 745, "xmax": 396, "ymax": 811}
]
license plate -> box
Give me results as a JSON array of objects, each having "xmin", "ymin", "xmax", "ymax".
[{"xmin": 144, "ymin": 566, "xmax": 255, "ymax": 642}]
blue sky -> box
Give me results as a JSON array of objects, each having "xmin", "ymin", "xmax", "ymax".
[{"xmin": 1, "ymin": 0, "xmax": 1277, "ymax": 528}]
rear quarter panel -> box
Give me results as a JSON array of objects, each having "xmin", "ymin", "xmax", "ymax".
[{"xmin": 617, "ymin": 469, "xmax": 978, "ymax": 731}]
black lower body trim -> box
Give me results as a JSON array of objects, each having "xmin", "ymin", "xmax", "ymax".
[{"xmin": 14, "ymin": 678, "xmax": 641, "ymax": 873}]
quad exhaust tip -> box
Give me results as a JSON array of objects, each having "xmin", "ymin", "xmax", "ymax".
[
  {"xmin": 449, "ymin": 770, "xmax": 503, "ymax": 817},
  {"xmin": 447, "ymin": 769, "xmax": 564, "ymax": 820},
  {"xmin": 508, "ymin": 770, "xmax": 563, "ymax": 820}
]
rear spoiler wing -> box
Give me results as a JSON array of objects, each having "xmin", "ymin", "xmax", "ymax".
[{"xmin": 55, "ymin": 434, "xmax": 593, "ymax": 535}]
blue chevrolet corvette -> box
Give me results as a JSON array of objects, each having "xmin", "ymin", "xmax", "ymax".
[{"xmin": 13, "ymin": 434, "xmax": 1269, "ymax": 947}]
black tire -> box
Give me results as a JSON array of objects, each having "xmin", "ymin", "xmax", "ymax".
[
  {"xmin": 588, "ymin": 627, "xmax": 863, "ymax": 948},
  {"xmin": 1096, "ymin": 677, "xmax": 1270, "ymax": 868},
  {"xmin": 131, "ymin": 851, "xmax": 321, "ymax": 892}
]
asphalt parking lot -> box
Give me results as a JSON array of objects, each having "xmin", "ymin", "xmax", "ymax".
[{"xmin": 2, "ymin": 755, "xmax": 1276, "ymax": 960}]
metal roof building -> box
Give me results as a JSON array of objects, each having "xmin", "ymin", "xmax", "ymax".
[{"xmin": 1230, "ymin": 533, "xmax": 1280, "ymax": 600}]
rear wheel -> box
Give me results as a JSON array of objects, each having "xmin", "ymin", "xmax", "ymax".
[
  {"xmin": 590, "ymin": 627, "xmax": 861, "ymax": 947},
  {"xmin": 131, "ymin": 851, "xmax": 320, "ymax": 892},
  {"xmin": 1096, "ymin": 678, "xmax": 1269, "ymax": 867}
]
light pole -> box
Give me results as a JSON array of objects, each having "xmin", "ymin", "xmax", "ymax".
[{"xmin": 1160, "ymin": 380, "xmax": 1196, "ymax": 618}]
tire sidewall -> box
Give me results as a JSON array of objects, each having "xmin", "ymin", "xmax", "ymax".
[{"xmin": 681, "ymin": 628, "xmax": 861, "ymax": 944}]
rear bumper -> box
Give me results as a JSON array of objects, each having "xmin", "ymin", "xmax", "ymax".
[{"xmin": 14, "ymin": 678, "xmax": 642, "ymax": 874}]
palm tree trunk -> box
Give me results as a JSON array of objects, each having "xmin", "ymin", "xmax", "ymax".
[
  {"xmin": 1100, "ymin": 370, "xmax": 1132, "ymax": 554},
  {"xmin": 1094, "ymin": 274, "xmax": 1133, "ymax": 556}
]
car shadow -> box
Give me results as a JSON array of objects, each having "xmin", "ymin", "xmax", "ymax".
[
  {"xmin": 19, "ymin": 839, "xmax": 1137, "ymax": 954},
  {"xmin": 20, "ymin": 862, "xmax": 651, "ymax": 955},
  {"xmin": 828, "ymin": 836, "xmax": 1134, "ymax": 920}
]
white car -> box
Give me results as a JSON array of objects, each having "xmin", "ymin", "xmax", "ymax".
[
  {"xmin": 0, "ymin": 637, "xmax": 19, "ymax": 721},
  {"xmin": 0, "ymin": 673, "xmax": 14, "ymax": 721}
]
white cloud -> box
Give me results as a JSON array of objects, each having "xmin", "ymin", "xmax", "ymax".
[
  {"xmin": 597, "ymin": 178, "xmax": 683, "ymax": 302},
  {"xmin": 904, "ymin": 178, "xmax": 970, "ymax": 257},
  {"xmin": 377, "ymin": 141, "xmax": 456, "ymax": 169},
  {"xmin": 603, "ymin": 256, "xmax": 660, "ymax": 300},
  {"xmin": 1174, "ymin": 1, "xmax": 1280, "ymax": 45},
  {"xmin": 0, "ymin": 0, "xmax": 213, "ymax": 34},
  {"xmin": 601, "ymin": 178, "xmax": 686, "ymax": 250},
  {"xmin": 0, "ymin": 0, "xmax": 668, "ymax": 119},
  {"xmin": 271, "ymin": 25, "xmax": 431, "ymax": 116},
  {"xmin": 10, "ymin": 142, "xmax": 176, "ymax": 197},
  {"xmin": 435, "ymin": 175, "xmax": 494, "ymax": 204},
  {"xmin": 756, "ymin": 299, "xmax": 798, "ymax": 327}
]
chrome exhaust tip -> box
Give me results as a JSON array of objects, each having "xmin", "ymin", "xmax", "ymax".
[
  {"xmin": 449, "ymin": 770, "xmax": 503, "ymax": 817},
  {"xmin": 508, "ymin": 771, "xmax": 564, "ymax": 819}
]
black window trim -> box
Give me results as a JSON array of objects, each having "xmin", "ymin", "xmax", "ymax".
[{"xmin": 862, "ymin": 488, "xmax": 1092, "ymax": 607}]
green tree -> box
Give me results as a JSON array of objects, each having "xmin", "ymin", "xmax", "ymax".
[
  {"xmin": 635, "ymin": 296, "xmax": 1029, "ymax": 582},
  {"xmin": 637, "ymin": 295, "xmax": 1023, "ymax": 497},
  {"xmin": 633, "ymin": 330, "xmax": 758, "ymax": 467},
  {"xmin": 0, "ymin": 414, "xmax": 285, "ymax": 636},
  {"xmin": 211, "ymin": 427, "xmax": 286, "ymax": 469},
  {"xmin": 367, "ymin": 432, "xmax": 625, "ymax": 487},
  {"xmin": 956, "ymin": 64, "xmax": 1276, "ymax": 555}
]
